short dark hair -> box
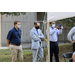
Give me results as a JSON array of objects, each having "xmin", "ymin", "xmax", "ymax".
[
  {"xmin": 34, "ymin": 21, "xmax": 38, "ymax": 26},
  {"xmin": 14, "ymin": 20, "xmax": 20, "ymax": 25},
  {"xmin": 49, "ymin": 22, "xmax": 52, "ymax": 24},
  {"xmin": 50, "ymin": 21, "xmax": 55, "ymax": 24}
]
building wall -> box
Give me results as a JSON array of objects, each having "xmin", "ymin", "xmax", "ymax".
[{"xmin": 1, "ymin": 12, "xmax": 37, "ymax": 46}]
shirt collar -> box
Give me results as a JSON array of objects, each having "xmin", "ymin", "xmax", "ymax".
[
  {"xmin": 14, "ymin": 27, "xmax": 20, "ymax": 31},
  {"xmin": 50, "ymin": 26, "xmax": 54, "ymax": 29},
  {"xmin": 33, "ymin": 27, "xmax": 37, "ymax": 30}
]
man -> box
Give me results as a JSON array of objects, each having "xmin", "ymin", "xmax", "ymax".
[
  {"xmin": 6, "ymin": 20, "xmax": 23, "ymax": 62},
  {"xmin": 46, "ymin": 21, "xmax": 63, "ymax": 62},
  {"xmin": 30, "ymin": 21, "xmax": 44, "ymax": 62},
  {"xmin": 67, "ymin": 27, "xmax": 75, "ymax": 52}
]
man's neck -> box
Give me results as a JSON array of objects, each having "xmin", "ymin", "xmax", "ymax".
[
  {"xmin": 15, "ymin": 26, "xmax": 19, "ymax": 30},
  {"xmin": 50, "ymin": 25, "xmax": 54, "ymax": 29},
  {"xmin": 50, "ymin": 25, "xmax": 52, "ymax": 27}
]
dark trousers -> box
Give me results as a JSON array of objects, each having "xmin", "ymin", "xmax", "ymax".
[
  {"xmin": 50, "ymin": 41, "xmax": 59, "ymax": 62},
  {"xmin": 73, "ymin": 43, "xmax": 75, "ymax": 52}
]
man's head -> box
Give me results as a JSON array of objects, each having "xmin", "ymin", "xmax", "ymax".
[
  {"xmin": 14, "ymin": 20, "xmax": 21, "ymax": 29},
  {"xmin": 49, "ymin": 21, "xmax": 55, "ymax": 26},
  {"xmin": 49, "ymin": 21, "xmax": 56, "ymax": 28},
  {"xmin": 34, "ymin": 21, "xmax": 40, "ymax": 29}
]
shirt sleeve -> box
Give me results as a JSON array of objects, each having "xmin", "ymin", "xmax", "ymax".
[
  {"xmin": 57, "ymin": 29, "xmax": 63, "ymax": 35},
  {"xmin": 67, "ymin": 27, "xmax": 75, "ymax": 41},
  {"xmin": 7, "ymin": 30, "xmax": 12, "ymax": 40},
  {"xmin": 73, "ymin": 52, "xmax": 75, "ymax": 55},
  {"xmin": 50, "ymin": 28, "xmax": 57, "ymax": 35},
  {"xmin": 38, "ymin": 30, "xmax": 44, "ymax": 39},
  {"xmin": 30, "ymin": 30, "xmax": 41, "ymax": 41}
]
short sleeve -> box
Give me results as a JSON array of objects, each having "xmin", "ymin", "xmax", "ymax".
[
  {"xmin": 7, "ymin": 30, "xmax": 12, "ymax": 40},
  {"xmin": 73, "ymin": 52, "xmax": 75, "ymax": 55}
]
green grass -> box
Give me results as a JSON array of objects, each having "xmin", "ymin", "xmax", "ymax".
[
  {"xmin": 0, "ymin": 49, "xmax": 32, "ymax": 62},
  {"xmin": 0, "ymin": 44, "xmax": 73, "ymax": 62},
  {"xmin": 53, "ymin": 44, "xmax": 73, "ymax": 62}
]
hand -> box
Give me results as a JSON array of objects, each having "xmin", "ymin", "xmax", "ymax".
[
  {"xmin": 71, "ymin": 41, "xmax": 75, "ymax": 43},
  {"xmin": 61, "ymin": 26, "xmax": 63, "ymax": 29},
  {"xmin": 56, "ymin": 25, "xmax": 59, "ymax": 29},
  {"xmin": 37, "ymin": 36, "xmax": 39, "ymax": 37},
  {"xmin": 59, "ymin": 25, "xmax": 63, "ymax": 29},
  {"xmin": 46, "ymin": 39, "xmax": 48, "ymax": 42}
]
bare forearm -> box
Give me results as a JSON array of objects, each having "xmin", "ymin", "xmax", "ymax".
[
  {"xmin": 6, "ymin": 39, "xmax": 10, "ymax": 46},
  {"xmin": 72, "ymin": 55, "xmax": 75, "ymax": 62}
]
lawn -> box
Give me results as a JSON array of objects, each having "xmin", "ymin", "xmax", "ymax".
[
  {"xmin": 0, "ymin": 44, "xmax": 73, "ymax": 62},
  {"xmin": 0, "ymin": 49, "xmax": 33, "ymax": 62}
]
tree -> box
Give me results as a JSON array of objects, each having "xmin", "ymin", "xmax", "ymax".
[
  {"xmin": 0, "ymin": 12, "xmax": 26, "ymax": 16},
  {"xmin": 2, "ymin": 12, "xmax": 74, "ymax": 27}
]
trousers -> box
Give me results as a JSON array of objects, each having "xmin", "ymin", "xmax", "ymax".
[
  {"xmin": 73, "ymin": 43, "xmax": 75, "ymax": 52},
  {"xmin": 9, "ymin": 44, "xmax": 23, "ymax": 62},
  {"xmin": 33, "ymin": 46, "xmax": 43, "ymax": 62},
  {"xmin": 50, "ymin": 41, "xmax": 59, "ymax": 62}
]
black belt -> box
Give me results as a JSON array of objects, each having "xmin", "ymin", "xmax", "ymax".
[
  {"xmin": 10, "ymin": 43, "xmax": 20, "ymax": 46},
  {"xmin": 50, "ymin": 41, "xmax": 57, "ymax": 43}
]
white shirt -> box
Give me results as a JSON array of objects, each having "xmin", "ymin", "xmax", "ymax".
[
  {"xmin": 46, "ymin": 27, "xmax": 63, "ymax": 42},
  {"xmin": 67, "ymin": 27, "xmax": 75, "ymax": 41},
  {"xmin": 73, "ymin": 52, "xmax": 75, "ymax": 55}
]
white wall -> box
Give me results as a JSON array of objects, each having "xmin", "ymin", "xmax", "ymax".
[{"xmin": 1, "ymin": 12, "xmax": 37, "ymax": 46}]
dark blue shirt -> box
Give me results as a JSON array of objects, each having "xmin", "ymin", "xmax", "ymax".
[{"xmin": 7, "ymin": 27, "xmax": 21, "ymax": 45}]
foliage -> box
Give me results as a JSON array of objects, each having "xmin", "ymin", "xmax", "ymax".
[
  {"xmin": 41, "ymin": 12, "xmax": 75, "ymax": 27},
  {"xmin": 1, "ymin": 12, "xmax": 75, "ymax": 27},
  {"xmin": 0, "ymin": 12, "xmax": 26, "ymax": 16}
]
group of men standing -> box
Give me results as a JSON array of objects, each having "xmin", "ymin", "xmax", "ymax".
[
  {"xmin": 6, "ymin": 21, "xmax": 44, "ymax": 62},
  {"xmin": 6, "ymin": 20, "xmax": 64, "ymax": 62}
]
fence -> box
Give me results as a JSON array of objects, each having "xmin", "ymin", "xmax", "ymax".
[{"xmin": 58, "ymin": 28, "xmax": 71, "ymax": 44}]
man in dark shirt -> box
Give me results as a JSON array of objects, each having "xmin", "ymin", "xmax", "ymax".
[{"xmin": 6, "ymin": 20, "xmax": 23, "ymax": 62}]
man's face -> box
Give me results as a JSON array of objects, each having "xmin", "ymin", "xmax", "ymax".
[
  {"xmin": 15, "ymin": 22, "xmax": 21, "ymax": 28},
  {"xmin": 51, "ymin": 22, "xmax": 55, "ymax": 25},
  {"xmin": 17, "ymin": 22, "xmax": 21, "ymax": 26},
  {"xmin": 35, "ymin": 23, "xmax": 40, "ymax": 29}
]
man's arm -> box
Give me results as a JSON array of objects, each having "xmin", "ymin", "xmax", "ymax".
[
  {"xmin": 37, "ymin": 30, "xmax": 44, "ymax": 39},
  {"xmin": 50, "ymin": 26, "xmax": 59, "ymax": 35},
  {"xmin": 30, "ymin": 30, "xmax": 41, "ymax": 41},
  {"xmin": 57, "ymin": 29, "xmax": 63, "ymax": 35},
  {"xmin": 6, "ymin": 39, "xmax": 10, "ymax": 46},
  {"xmin": 72, "ymin": 52, "xmax": 75, "ymax": 62},
  {"xmin": 67, "ymin": 27, "xmax": 75, "ymax": 42},
  {"xmin": 50, "ymin": 28, "xmax": 57, "ymax": 35},
  {"xmin": 6, "ymin": 30, "xmax": 12, "ymax": 46}
]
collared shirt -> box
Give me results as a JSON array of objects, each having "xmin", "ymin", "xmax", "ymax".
[
  {"xmin": 7, "ymin": 27, "xmax": 21, "ymax": 45},
  {"xmin": 67, "ymin": 27, "xmax": 75, "ymax": 41},
  {"xmin": 46, "ymin": 27, "xmax": 62, "ymax": 42}
]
